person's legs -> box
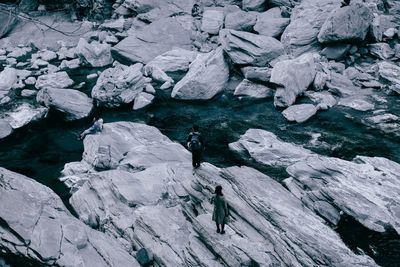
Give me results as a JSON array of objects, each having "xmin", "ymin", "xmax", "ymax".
[
  {"xmin": 220, "ymin": 223, "xmax": 225, "ymax": 234},
  {"xmin": 193, "ymin": 150, "xmax": 201, "ymax": 168},
  {"xmin": 192, "ymin": 152, "xmax": 196, "ymax": 168},
  {"xmin": 216, "ymin": 223, "xmax": 220, "ymax": 233}
]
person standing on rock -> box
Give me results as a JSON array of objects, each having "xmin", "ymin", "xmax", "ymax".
[
  {"xmin": 187, "ymin": 125, "xmax": 204, "ymax": 169},
  {"xmin": 212, "ymin": 185, "xmax": 229, "ymax": 234},
  {"xmin": 79, "ymin": 117, "xmax": 104, "ymax": 140}
]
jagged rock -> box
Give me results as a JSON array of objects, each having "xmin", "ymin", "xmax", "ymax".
[
  {"xmin": 242, "ymin": 0, "xmax": 266, "ymax": 11},
  {"xmin": 0, "ymin": 167, "xmax": 140, "ymax": 266},
  {"xmin": 123, "ymin": 0, "xmax": 194, "ymax": 22},
  {"xmin": 269, "ymin": 0, "xmax": 300, "ymax": 7},
  {"xmin": 326, "ymin": 72, "xmax": 361, "ymax": 97},
  {"xmin": 4, "ymin": 103, "xmax": 48, "ymax": 129},
  {"xmin": 36, "ymin": 88, "xmax": 93, "ymax": 121},
  {"xmin": 271, "ymin": 53, "xmax": 316, "ymax": 107},
  {"xmin": 363, "ymin": 112, "xmax": 400, "ymax": 137},
  {"xmin": 313, "ymin": 71, "xmax": 329, "ymax": 90},
  {"xmin": 328, "ymin": 62, "xmax": 345, "ymax": 73},
  {"xmin": 377, "ymin": 61, "xmax": 400, "ymax": 85},
  {"xmin": 368, "ymin": 43, "xmax": 395, "ymax": 60},
  {"xmin": 220, "ymin": 29, "xmax": 285, "ymax": 66},
  {"xmin": 371, "ymin": 14, "xmax": 397, "ymax": 42},
  {"xmin": 281, "ymin": 0, "xmax": 341, "ymax": 56},
  {"xmin": 112, "ymin": 17, "xmax": 192, "ymax": 64},
  {"xmin": 306, "ymin": 91, "xmax": 337, "ymax": 110},
  {"xmin": 21, "ymin": 89, "xmax": 37, "ymax": 98},
  {"xmin": 337, "ymin": 95, "xmax": 375, "ymax": 111},
  {"xmin": 145, "ymin": 48, "xmax": 198, "ymax": 73},
  {"xmin": 92, "ymin": 63, "xmax": 147, "ymax": 107},
  {"xmin": 321, "ymin": 44, "xmax": 351, "ymax": 60},
  {"xmin": 234, "ymin": 79, "xmax": 273, "ymax": 98},
  {"xmin": 318, "ymin": 3, "xmax": 373, "ymax": 44},
  {"xmin": 0, "ymin": 120, "xmax": 12, "ymax": 139},
  {"xmin": 254, "ymin": 7, "xmax": 290, "ymax": 37},
  {"xmin": 59, "ymin": 58, "xmax": 81, "ymax": 70},
  {"xmin": 201, "ymin": 9, "xmax": 224, "ymax": 34},
  {"xmin": 282, "ymin": 104, "xmax": 318, "ymax": 123},
  {"xmin": 224, "ymin": 10, "xmax": 257, "ymax": 31},
  {"xmin": 99, "ymin": 18, "xmax": 126, "ymax": 32},
  {"xmin": 76, "ymin": 38, "xmax": 113, "ymax": 67},
  {"xmin": 0, "ymin": 68, "xmax": 17, "ymax": 98},
  {"xmin": 229, "ymin": 128, "xmax": 315, "ymax": 168},
  {"xmin": 35, "ymin": 71, "xmax": 74, "ymax": 90},
  {"xmin": 133, "ymin": 92, "xmax": 155, "ymax": 110},
  {"xmin": 171, "ymin": 48, "xmax": 229, "ymax": 100},
  {"xmin": 241, "ymin": 66, "xmax": 272, "ymax": 82}
]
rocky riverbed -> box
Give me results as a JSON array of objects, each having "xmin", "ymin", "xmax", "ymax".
[{"xmin": 0, "ymin": 0, "xmax": 400, "ymax": 266}]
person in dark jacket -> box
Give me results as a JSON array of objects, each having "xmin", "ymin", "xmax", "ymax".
[
  {"xmin": 186, "ymin": 125, "xmax": 204, "ymax": 169},
  {"xmin": 79, "ymin": 117, "xmax": 103, "ymax": 140},
  {"xmin": 212, "ymin": 185, "xmax": 229, "ymax": 234}
]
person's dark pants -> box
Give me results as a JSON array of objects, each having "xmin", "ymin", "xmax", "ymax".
[{"xmin": 192, "ymin": 149, "xmax": 202, "ymax": 168}]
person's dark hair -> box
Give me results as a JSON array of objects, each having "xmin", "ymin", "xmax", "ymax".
[
  {"xmin": 215, "ymin": 185, "xmax": 223, "ymax": 196},
  {"xmin": 192, "ymin": 125, "xmax": 199, "ymax": 131}
]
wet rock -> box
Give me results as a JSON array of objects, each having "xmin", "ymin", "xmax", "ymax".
[
  {"xmin": 368, "ymin": 43, "xmax": 395, "ymax": 60},
  {"xmin": 234, "ymin": 79, "xmax": 273, "ymax": 98},
  {"xmin": 242, "ymin": 0, "xmax": 266, "ymax": 11},
  {"xmin": 145, "ymin": 48, "xmax": 198, "ymax": 73},
  {"xmin": 0, "ymin": 167, "xmax": 140, "ymax": 266},
  {"xmin": 36, "ymin": 88, "xmax": 93, "ymax": 121},
  {"xmin": 133, "ymin": 92, "xmax": 155, "ymax": 110},
  {"xmin": 220, "ymin": 29, "xmax": 285, "ymax": 66},
  {"xmin": 3, "ymin": 103, "xmax": 48, "ymax": 129},
  {"xmin": 76, "ymin": 38, "xmax": 113, "ymax": 67},
  {"xmin": 0, "ymin": 68, "xmax": 17, "ymax": 98},
  {"xmin": 0, "ymin": 120, "xmax": 12, "ymax": 139},
  {"xmin": 171, "ymin": 47, "xmax": 229, "ymax": 100},
  {"xmin": 271, "ymin": 53, "xmax": 316, "ymax": 107},
  {"xmin": 363, "ymin": 112, "xmax": 400, "ymax": 137},
  {"xmin": 224, "ymin": 10, "xmax": 257, "ymax": 31},
  {"xmin": 35, "ymin": 71, "xmax": 74, "ymax": 90},
  {"xmin": 281, "ymin": 0, "xmax": 341, "ymax": 56},
  {"xmin": 282, "ymin": 104, "xmax": 318, "ymax": 123},
  {"xmin": 318, "ymin": 3, "xmax": 373, "ymax": 44},
  {"xmin": 241, "ymin": 66, "xmax": 272, "ymax": 83},
  {"xmin": 321, "ymin": 44, "xmax": 351, "ymax": 60},
  {"xmin": 112, "ymin": 17, "xmax": 192, "ymax": 64},
  {"xmin": 201, "ymin": 9, "xmax": 224, "ymax": 34},
  {"xmin": 92, "ymin": 63, "xmax": 147, "ymax": 108},
  {"xmin": 254, "ymin": 7, "xmax": 290, "ymax": 37}
]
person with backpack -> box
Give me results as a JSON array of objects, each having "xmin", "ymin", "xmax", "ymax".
[
  {"xmin": 186, "ymin": 125, "xmax": 204, "ymax": 169},
  {"xmin": 79, "ymin": 117, "xmax": 104, "ymax": 140},
  {"xmin": 212, "ymin": 185, "xmax": 229, "ymax": 234}
]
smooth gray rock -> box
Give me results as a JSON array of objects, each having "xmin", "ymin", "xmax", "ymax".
[
  {"xmin": 0, "ymin": 167, "xmax": 140, "ymax": 266},
  {"xmin": 76, "ymin": 38, "xmax": 112, "ymax": 67},
  {"xmin": 254, "ymin": 7, "xmax": 290, "ymax": 37},
  {"xmin": 171, "ymin": 47, "xmax": 229, "ymax": 100},
  {"xmin": 282, "ymin": 104, "xmax": 318, "ymax": 123},
  {"xmin": 242, "ymin": 0, "xmax": 266, "ymax": 11},
  {"xmin": 145, "ymin": 48, "xmax": 198, "ymax": 73},
  {"xmin": 36, "ymin": 88, "xmax": 93, "ymax": 121},
  {"xmin": 241, "ymin": 66, "xmax": 272, "ymax": 82},
  {"xmin": 224, "ymin": 10, "xmax": 257, "ymax": 31},
  {"xmin": 368, "ymin": 43, "xmax": 395, "ymax": 60},
  {"xmin": 271, "ymin": 53, "xmax": 316, "ymax": 107},
  {"xmin": 201, "ymin": 9, "xmax": 225, "ymax": 34},
  {"xmin": 35, "ymin": 71, "xmax": 74, "ymax": 90},
  {"xmin": 281, "ymin": 0, "xmax": 341, "ymax": 57},
  {"xmin": 234, "ymin": 79, "xmax": 273, "ymax": 98},
  {"xmin": 318, "ymin": 3, "xmax": 373, "ymax": 44},
  {"xmin": 92, "ymin": 63, "xmax": 147, "ymax": 107},
  {"xmin": 220, "ymin": 29, "xmax": 285, "ymax": 66},
  {"xmin": 112, "ymin": 17, "xmax": 193, "ymax": 64},
  {"xmin": 0, "ymin": 68, "xmax": 17, "ymax": 99},
  {"xmin": 0, "ymin": 119, "xmax": 12, "ymax": 139},
  {"xmin": 321, "ymin": 44, "xmax": 351, "ymax": 60}
]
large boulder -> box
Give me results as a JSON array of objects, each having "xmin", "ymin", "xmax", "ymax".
[
  {"xmin": 145, "ymin": 48, "xmax": 198, "ymax": 73},
  {"xmin": 201, "ymin": 9, "xmax": 225, "ymax": 35},
  {"xmin": 36, "ymin": 88, "xmax": 93, "ymax": 121},
  {"xmin": 224, "ymin": 10, "xmax": 257, "ymax": 31},
  {"xmin": 281, "ymin": 0, "xmax": 341, "ymax": 57},
  {"xmin": 0, "ymin": 68, "xmax": 17, "ymax": 99},
  {"xmin": 171, "ymin": 47, "xmax": 229, "ymax": 100},
  {"xmin": 318, "ymin": 3, "xmax": 373, "ymax": 44},
  {"xmin": 35, "ymin": 72, "xmax": 74, "ymax": 90},
  {"xmin": 76, "ymin": 38, "xmax": 113, "ymax": 67},
  {"xmin": 91, "ymin": 63, "xmax": 147, "ymax": 107},
  {"xmin": 270, "ymin": 53, "xmax": 316, "ymax": 107},
  {"xmin": 254, "ymin": 7, "xmax": 290, "ymax": 37},
  {"xmin": 0, "ymin": 167, "xmax": 140, "ymax": 266},
  {"xmin": 220, "ymin": 29, "xmax": 285, "ymax": 66},
  {"xmin": 112, "ymin": 17, "xmax": 193, "ymax": 64}
]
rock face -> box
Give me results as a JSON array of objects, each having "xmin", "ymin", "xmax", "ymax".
[
  {"xmin": 76, "ymin": 38, "xmax": 113, "ymax": 67},
  {"xmin": 281, "ymin": 0, "xmax": 341, "ymax": 56},
  {"xmin": 0, "ymin": 167, "xmax": 140, "ymax": 266},
  {"xmin": 270, "ymin": 53, "xmax": 316, "ymax": 107},
  {"xmin": 282, "ymin": 104, "xmax": 318, "ymax": 123},
  {"xmin": 171, "ymin": 48, "xmax": 229, "ymax": 100},
  {"xmin": 234, "ymin": 79, "xmax": 273, "ymax": 98},
  {"xmin": 318, "ymin": 3, "xmax": 373, "ymax": 44},
  {"xmin": 63, "ymin": 122, "xmax": 375, "ymax": 267},
  {"xmin": 254, "ymin": 7, "xmax": 290, "ymax": 37},
  {"xmin": 91, "ymin": 63, "xmax": 147, "ymax": 107},
  {"xmin": 36, "ymin": 88, "xmax": 93, "ymax": 121},
  {"xmin": 201, "ymin": 9, "xmax": 224, "ymax": 34},
  {"xmin": 220, "ymin": 29, "xmax": 285, "ymax": 66},
  {"xmin": 112, "ymin": 17, "xmax": 192, "ymax": 64},
  {"xmin": 35, "ymin": 72, "xmax": 74, "ymax": 90},
  {"xmin": 145, "ymin": 48, "xmax": 198, "ymax": 73}
]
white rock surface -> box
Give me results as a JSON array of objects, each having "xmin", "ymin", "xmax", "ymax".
[
  {"xmin": 76, "ymin": 38, "xmax": 113, "ymax": 67},
  {"xmin": 0, "ymin": 119, "xmax": 12, "ymax": 139},
  {"xmin": 0, "ymin": 68, "xmax": 17, "ymax": 98},
  {"xmin": 145, "ymin": 48, "xmax": 198, "ymax": 73},
  {"xmin": 133, "ymin": 92, "xmax": 155, "ymax": 110},
  {"xmin": 282, "ymin": 104, "xmax": 318, "ymax": 123},
  {"xmin": 201, "ymin": 9, "xmax": 224, "ymax": 34},
  {"xmin": 35, "ymin": 71, "xmax": 74, "ymax": 90},
  {"xmin": 4, "ymin": 103, "xmax": 48, "ymax": 129},
  {"xmin": 254, "ymin": 7, "xmax": 290, "ymax": 37}
]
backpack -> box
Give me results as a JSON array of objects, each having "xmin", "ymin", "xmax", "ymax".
[{"xmin": 190, "ymin": 132, "xmax": 202, "ymax": 151}]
